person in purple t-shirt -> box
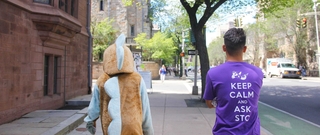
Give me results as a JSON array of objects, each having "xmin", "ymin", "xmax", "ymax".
[{"xmin": 204, "ymin": 28, "xmax": 263, "ymax": 135}]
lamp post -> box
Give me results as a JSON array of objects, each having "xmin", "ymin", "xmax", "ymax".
[{"xmin": 313, "ymin": 0, "xmax": 320, "ymax": 77}]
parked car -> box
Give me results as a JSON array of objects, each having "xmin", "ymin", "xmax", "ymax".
[
  {"xmin": 187, "ymin": 66, "xmax": 194, "ymax": 72},
  {"xmin": 266, "ymin": 58, "xmax": 301, "ymax": 78}
]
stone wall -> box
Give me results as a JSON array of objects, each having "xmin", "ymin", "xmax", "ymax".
[
  {"xmin": 0, "ymin": 0, "xmax": 90, "ymax": 125},
  {"xmin": 91, "ymin": 0, "xmax": 128, "ymax": 35},
  {"xmin": 142, "ymin": 61, "xmax": 160, "ymax": 80},
  {"xmin": 92, "ymin": 62, "xmax": 104, "ymax": 79},
  {"xmin": 91, "ymin": 0, "xmax": 151, "ymax": 38}
]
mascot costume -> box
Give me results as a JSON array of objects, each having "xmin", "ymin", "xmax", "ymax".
[{"xmin": 84, "ymin": 34, "xmax": 154, "ymax": 135}]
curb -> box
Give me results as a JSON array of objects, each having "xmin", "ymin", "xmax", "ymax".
[
  {"xmin": 304, "ymin": 77, "xmax": 320, "ymax": 80},
  {"xmin": 41, "ymin": 108, "xmax": 88, "ymax": 135}
]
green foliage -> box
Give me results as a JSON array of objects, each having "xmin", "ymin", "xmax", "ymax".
[
  {"xmin": 91, "ymin": 18, "xmax": 118, "ymax": 61},
  {"xmin": 207, "ymin": 37, "xmax": 225, "ymax": 66},
  {"xmin": 134, "ymin": 32, "xmax": 177, "ymax": 64},
  {"xmin": 121, "ymin": 0, "xmax": 147, "ymax": 6},
  {"xmin": 249, "ymin": 0, "xmax": 314, "ymax": 66},
  {"xmin": 257, "ymin": 0, "xmax": 295, "ymax": 17},
  {"xmin": 122, "ymin": 0, "xmax": 133, "ymax": 6},
  {"xmin": 257, "ymin": 0, "xmax": 313, "ymax": 17}
]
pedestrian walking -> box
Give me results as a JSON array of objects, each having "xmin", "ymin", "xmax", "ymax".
[
  {"xmin": 203, "ymin": 28, "xmax": 264, "ymax": 135},
  {"xmin": 84, "ymin": 34, "xmax": 154, "ymax": 135},
  {"xmin": 184, "ymin": 67, "xmax": 188, "ymax": 77},
  {"xmin": 159, "ymin": 65, "xmax": 166, "ymax": 82},
  {"xmin": 302, "ymin": 66, "xmax": 307, "ymax": 77}
]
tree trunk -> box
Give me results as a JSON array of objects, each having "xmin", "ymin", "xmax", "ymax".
[
  {"xmin": 193, "ymin": 28, "xmax": 209, "ymax": 99},
  {"xmin": 180, "ymin": 0, "xmax": 227, "ymax": 99}
]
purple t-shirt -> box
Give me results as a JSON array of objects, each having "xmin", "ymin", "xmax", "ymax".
[{"xmin": 204, "ymin": 61, "xmax": 263, "ymax": 135}]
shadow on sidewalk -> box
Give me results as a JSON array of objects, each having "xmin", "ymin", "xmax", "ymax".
[{"xmin": 185, "ymin": 99, "xmax": 207, "ymax": 108}]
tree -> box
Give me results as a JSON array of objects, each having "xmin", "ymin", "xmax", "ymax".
[
  {"xmin": 180, "ymin": 0, "xmax": 255, "ymax": 99},
  {"xmin": 260, "ymin": 0, "xmax": 314, "ymax": 68},
  {"xmin": 150, "ymin": 0, "xmax": 192, "ymax": 76},
  {"xmin": 207, "ymin": 37, "xmax": 225, "ymax": 66},
  {"xmin": 244, "ymin": 22, "xmax": 265, "ymax": 66},
  {"xmin": 134, "ymin": 32, "xmax": 177, "ymax": 64},
  {"xmin": 91, "ymin": 18, "xmax": 118, "ymax": 61},
  {"xmin": 256, "ymin": 0, "xmax": 295, "ymax": 17}
]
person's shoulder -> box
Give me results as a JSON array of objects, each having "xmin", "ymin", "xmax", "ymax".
[
  {"xmin": 208, "ymin": 64, "xmax": 226, "ymax": 73},
  {"xmin": 243, "ymin": 63, "xmax": 263, "ymax": 76},
  {"xmin": 243, "ymin": 63, "xmax": 259, "ymax": 69}
]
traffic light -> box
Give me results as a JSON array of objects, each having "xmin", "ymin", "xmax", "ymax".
[
  {"xmin": 296, "ymin": 19, "xmax": 301, "ymax": 28},
  {"xmin": 180, "ymin": 52, "xmax": 185, "ymax": 57},
  {"xmin": 239, "ymin": 18, "xmax": 243, "ymax": 27},
  {"xmin": 302, "ymin": 18, "xmax": 307, "ymax": 28},
  {"xmin": 234, "ymin": 19, "xmax": 238, "ymax": 27}
]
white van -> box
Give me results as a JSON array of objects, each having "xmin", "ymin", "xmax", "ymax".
[{"xmin": 266, "ymin": 58, "xmax": 301, "ymax": 78}]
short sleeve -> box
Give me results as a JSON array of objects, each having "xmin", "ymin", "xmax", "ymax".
[{"xmin": 203, "ymin": 72, "xmax": 215, "ymax": 100}]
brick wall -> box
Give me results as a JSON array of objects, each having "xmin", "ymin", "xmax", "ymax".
[{"xmin": 0, "ymin": 0, "xmax": 90, "ymax": 124}]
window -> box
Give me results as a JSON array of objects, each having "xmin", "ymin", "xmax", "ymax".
[
  {"xmin": 44, "ymin": 55, "xmax": 61, "ymax": 96},
  {"xmin": 281, "ymin": 63, "xmax": 296, "ymax": 68},
  {"xmin": 71, "ymin": 0, "xmax": 75, "ymax": 16},
  {"xmin": 131, "ymin": 25, "xmax": 135, "ymax": 36},
  {"xmin": 34, "ymin": 0, "xmax": 51, "ymax": 5},
  {"xmin": 100, "ymin": 0, "xmax": 104, "ymax": 11},
  {"xmin": 65, "ymin": 0, "xmax": 68, "ymax": 13},
  {"xmin": 44, "ymin": 55, "xmax": 49, "ymax": 96},
  {"xmin": 53, "ymin": 56, "xmax": 59, "ymax": 94},
  {"xmin": 59, "ymin": 0, "xmax": 65, "ymax": 10},
  {"xmin": 59, "ymin": 0, "xmax": 78, "ymax": 17}
]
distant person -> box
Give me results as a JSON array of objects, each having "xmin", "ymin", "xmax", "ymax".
[
  {"xmin": 168, "ymin": 67, "xmax": 172, "ymax": 76},
  {"xmin": 159, "ymin": 65, "xmax": 166, "ymax": 82},
  {"xmin": 302, "ymin": 66, "xmax": 307, "ymax": 77},
  {"xmin": 173, "ymin": 67, "xmax": 178, "ymax": 76},
  {"xmin": 184, "ymin": 67, "xmax": 188, "ymax": 77},
  {"xmin": 204, "ymin": 28, "xmax": 264, "ymax": 135}
]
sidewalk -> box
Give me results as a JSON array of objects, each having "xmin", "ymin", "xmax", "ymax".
[
  {"xmin": 0, "ymin": 76, "xmax": 272, "ymax": 135},
  {"xmin": 67, "ymin": 78, "xmax": 271, "ymax": 135}
]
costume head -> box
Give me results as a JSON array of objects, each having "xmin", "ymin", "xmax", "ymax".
[
  {"xmin": 84, "ymin": 34, "xmax": 154, "ymax": 135},
  {"xmin": 103, "ymin": 34, "xmax": 134, "ymax": 76}
]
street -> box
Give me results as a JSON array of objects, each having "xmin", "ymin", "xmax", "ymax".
[
  {"xmin": 259, "ymin": 77, "xmax": 320, "ymax": 134},
  {"xmin": 187, "ymin": 72, "xmax": 320, "ymax": 135}
]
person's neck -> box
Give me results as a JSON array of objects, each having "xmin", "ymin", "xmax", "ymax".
[{"xmin": 226, "ymin": 55, "xmax": 243, "ymax": 62}]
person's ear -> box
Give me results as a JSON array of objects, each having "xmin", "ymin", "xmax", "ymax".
[
  {"xmin": 222, "ymin": 45, "xmax": 226, "ymax": 52},
  {"xmin": 243, "ymin": 46, "xmax": 247, "ymax": 53}
]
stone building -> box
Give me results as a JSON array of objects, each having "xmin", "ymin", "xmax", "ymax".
[
  {"xmin": 91, "ymin": 0, "xmax": 152, "ymax": 44},
  {"xmin": 0, "ymin": 0, "xmax": 92, "ymax": 124},
  {"xmin": 91, "ymin": 0, "xmax": 160, "ymax": 78}
]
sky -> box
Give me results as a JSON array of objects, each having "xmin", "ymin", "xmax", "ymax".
[
  {"xmin": 156, "ymin": 0, "xmax": 258, "ymax": 46},
  {"xmin": 205, "ymin": 4, "xmax": 258, "ymax": 45}
]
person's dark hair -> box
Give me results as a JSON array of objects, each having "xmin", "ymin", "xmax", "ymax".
[{"xmin": 223, "ymin": 28, "xmax": 246, "ymax": 56}]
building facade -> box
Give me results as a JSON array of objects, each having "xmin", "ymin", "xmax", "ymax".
[
  {"xmin": 0, "ymin": 0, "xmax": 92, "ymax": 124},
  {"xmin": 91, "ymin": 0, "xmax": 152, "ymax": 44},
  {"xmin": 91, "ymin": 0, "xmax": 156, "ymax": 75}
]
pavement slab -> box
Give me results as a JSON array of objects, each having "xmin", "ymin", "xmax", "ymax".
[
  {"xmin": 0, "ymin": 110, "xmax": 85, "ymax": 135},
  {"xmin": 0, "ymin": 77, "xmax": 274, "ymax": 135}
]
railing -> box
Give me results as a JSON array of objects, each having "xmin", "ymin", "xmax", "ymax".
[{"xmin": 126, "ymin": 37, "xmax": 136, "ymax": 44}]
